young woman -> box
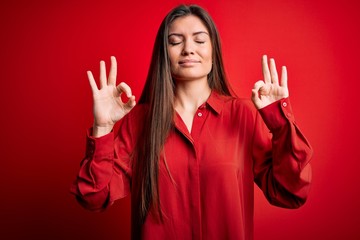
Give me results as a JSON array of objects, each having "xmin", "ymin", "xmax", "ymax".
[{"xmin": 71, "ymin": 4, "xmax": 312, "ymax": 240}]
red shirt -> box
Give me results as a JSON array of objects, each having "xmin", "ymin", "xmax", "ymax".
[{"xmin": 71, "ymin": 91, "xmax": 312, "ymax": 240}]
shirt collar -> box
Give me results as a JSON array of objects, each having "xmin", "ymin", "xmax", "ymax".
[{"xmin": 206, "ymin": 91, "xmax": 229, "ymax": 115}]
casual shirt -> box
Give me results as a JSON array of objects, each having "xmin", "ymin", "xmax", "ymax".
[{"xmin": 71, "ymin": 91, "xmax": 313, "ymax": 240}]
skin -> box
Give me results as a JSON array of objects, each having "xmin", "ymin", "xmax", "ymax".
[
  {"xmin": 252, "ymin": 55, "xmax": 289, "ymax": 109},
  {"xmin": 87, "ymin": 16, "xmax": 289, "ymax": 137},
  {"xmin": 87, "ymin": 56, "xmax": 136, "ymax": 137},
  {"xmin": 168, "ymin": 15, "xmax": 213, "ymax": 132},
  {"xmin": 167, "ymin": 15, "xmax": 213, "ymax": 83}
]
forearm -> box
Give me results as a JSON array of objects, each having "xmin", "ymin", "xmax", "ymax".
[
  {"xmin": 71, "ymin": 129, "xmax": 115, "ymax": 210},
  {"xmin": 254, "ymin": 98, "xmax": 313, "ymax": 208}
]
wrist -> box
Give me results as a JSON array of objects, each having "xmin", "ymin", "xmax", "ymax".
[{"xmin": 92, "ymin": 124, "xmax": 113, "ymax": 138}]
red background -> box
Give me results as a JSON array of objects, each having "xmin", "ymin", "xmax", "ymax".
[{"xmin": 1, "ymin": 0, "xmax": 359, "ymax": 239}]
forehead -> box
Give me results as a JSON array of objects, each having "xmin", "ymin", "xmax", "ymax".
[{"xmin": 168, "ymin": 15, "xmax": 209, "ymax": 34}]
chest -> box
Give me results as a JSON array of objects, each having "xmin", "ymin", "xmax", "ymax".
[{"xmin": 161, "ymin": 112, "xmax": 254, "ymax": 184}]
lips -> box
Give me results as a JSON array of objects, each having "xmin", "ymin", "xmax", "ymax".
[{"xmin": 178, "ymin": 59, "xmax": 200, "ymax": 65}]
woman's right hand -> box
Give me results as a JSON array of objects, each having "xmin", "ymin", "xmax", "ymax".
[{"xmin": 87, "ymin": 56, "xmax": 136, "ymax": 137}]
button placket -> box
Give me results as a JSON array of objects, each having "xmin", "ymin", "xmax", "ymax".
[{"xmin": 191, "ymin": 107, "xmax": 208, "ymax": 141}]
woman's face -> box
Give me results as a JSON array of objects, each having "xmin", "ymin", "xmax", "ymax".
[{"xmin": 167, "ymin": 15, "xmax": 212, "ymax": 82}]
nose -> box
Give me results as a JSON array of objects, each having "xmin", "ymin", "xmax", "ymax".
[{"xmin": 181, "ymin": 40, "xmax": 194, "ymax": 55}]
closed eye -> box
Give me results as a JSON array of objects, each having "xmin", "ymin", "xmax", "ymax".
[{"xmin": 169, "ymin": 41, "xmax": 182, "ymax": 46}]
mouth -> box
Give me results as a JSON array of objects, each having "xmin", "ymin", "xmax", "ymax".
[{"xmin": 178, "ymin": 59, "xmax": 200, "ymax": 65}]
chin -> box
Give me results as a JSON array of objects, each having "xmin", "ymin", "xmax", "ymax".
[{"xmin": 173, "ymin": 70, "xmax": 210, "ymax": 81}]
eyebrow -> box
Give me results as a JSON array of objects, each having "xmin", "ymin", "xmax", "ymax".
[{"xmin": 168, "ymin": 31, "xmax": 209, "ymax": 38}]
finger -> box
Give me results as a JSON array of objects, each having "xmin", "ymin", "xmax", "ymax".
[
  {"xmin": 280, "ymin": 66, "xmax": 288, "ymax": 88},
  {"xmin": 262, "ymin": 55, "xmax": 271, "ymax": 84},
  {"xmin": 251, "ymin": 88, "xmax": 261, "ymax": 109},
  {"xmin": 251, "ymin": 88, "xmax": 260, "ymax": 101},
  {"xmin": 108, "ymin": 56, "xmax": 117, "ymax": 86},
  {"xmin": 99, "ymin": 60, "xmax": 107, "ymax": 89},
  {"xmin": 253, "ymin": 80, "xmax": 265, "ymax": 91},
  {"xmin": 87, "ymin": 71, "xmax": 99, "ymax": 93},
  {"xmin": 116, "ymin": 82, "xmax": 132, "ymax": 98},
  {"xmin": 269, "ymin": 58, "xmax": 279, "ymax": 84},
  {"xmin": 252, "ymin": 80, "xmax": 264, "ymax": 100},
  {"xmin": 124, "ymin": 95, "xmax": 136, "ymax": 111}
]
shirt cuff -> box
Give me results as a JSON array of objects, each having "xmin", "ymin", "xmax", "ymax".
[
  {"xmin": 85, "ymin": 128, "xmax": 114, "ymax": 158},
  {"xmin": 258, "ymin": 98, "xmax": 294, "ymax": 131}
]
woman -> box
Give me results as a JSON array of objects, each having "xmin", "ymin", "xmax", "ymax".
[{"xmin": 71, "ymin": 4, "xmax": 312, "ymax": 240}]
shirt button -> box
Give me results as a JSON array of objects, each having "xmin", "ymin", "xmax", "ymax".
[
  {"xmin": 197, "ymin": 112, "xmax": 203, "ymax": 117},
  {"xmin": 282, "ymin": 102, "xmax": 287, "ymax": 107}
]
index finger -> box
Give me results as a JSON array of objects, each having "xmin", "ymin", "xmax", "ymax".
[
  {"xmin": 108, "ymin": 56, "xmax": 117, "ymax": 86},
  {"xmin": 262, "ymin": 55, "xmax": 271, "ymax": 84},
  {"xmin": 116, "ymin": 82, "xmax": 132, "ymax": 98}
]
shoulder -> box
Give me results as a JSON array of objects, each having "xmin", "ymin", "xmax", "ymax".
[
  {"xmin": 208, "ymin": 91, "xmax": 254, "ymax": 113},
  {"xmin": 210, "ymin": 93, "xmax": 259, "ymax": 134},
  {"xmin": 208, "ymin": 92, "xmax": 258, "ymax": 126},
  {"xmin": 220, "ymin": 95, "xmax": 257, "ymax": 117},
  {"xmin": 126, "ymin": 103, "xmax": 149, "ymax": 120},
  {"xmin": 232, "ymin": 97, "xmax": 255, "ymax": 110},
  {"xmin": 115, "ymin": 103, "xmax": 148, "ymax": 134}
]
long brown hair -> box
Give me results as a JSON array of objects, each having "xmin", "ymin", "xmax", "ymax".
[{"xmin": 131, "ymin": 4, "xmax": 234, "ymax": 237}]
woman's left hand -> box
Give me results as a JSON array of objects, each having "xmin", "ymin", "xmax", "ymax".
[{"xmin": 251, "ymin": 55, "xmax": 289, "ymax": 109}]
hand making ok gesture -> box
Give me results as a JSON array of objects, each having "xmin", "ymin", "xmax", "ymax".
[
  {"xmin": 252, "ymin": 55, "xmax": 289, "ymax": 109},
  {"xmin": 87, "ymin": 56, "xmax": 136, "ymax": 137}
]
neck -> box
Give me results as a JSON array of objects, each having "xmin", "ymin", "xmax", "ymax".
[{"xmin": 174, "ymin": 78, "xmax": 211, "ymax": 113}]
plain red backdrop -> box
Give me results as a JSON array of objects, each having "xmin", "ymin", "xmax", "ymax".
[{"xmin": 1, "ymin": 0, "xmax": 359, "ymax": 239}]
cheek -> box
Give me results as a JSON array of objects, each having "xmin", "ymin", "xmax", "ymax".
[
  {"xmin": 201, "ymin": 47, "xmax": 213, "ymax": 69},
  {"xmin": 200, "ymin": 46, "xmax": 212, "ymax": 62},
  {"xmin": 167, "ymin": 49, "xmax": 178, "ymax": 69},
  {"xmin": 169, "ymin": 59, "xmax": 177, "ymax": 73}
]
